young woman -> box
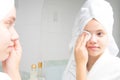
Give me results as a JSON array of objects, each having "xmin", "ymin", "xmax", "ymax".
[
  {"xmin": 0, "ymin": 0, "xmax": 22, "ymax": 80},
  {"xmin": 63, "ymin": 0, "xmax": 120, "ymax": 80}
]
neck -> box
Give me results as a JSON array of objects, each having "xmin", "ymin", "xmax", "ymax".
[{"xmin": 87, "ymin": 54, "xmax": 101, "ymax": 71}]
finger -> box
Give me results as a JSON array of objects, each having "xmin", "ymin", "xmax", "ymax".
[
  {"xmin": 14, "ymin": 40, "xmax": 21, "ymax": 49},
  {"xmin": 14, "ymin": 40, "xmax": 22, "ymax": 55},
  {"xmin": 81, "ymin": 32, "xmax": 89, "ymax": 46},
  {"xmin": 75, "ymin": 32, "xmax": 86, "ymax": 48}
]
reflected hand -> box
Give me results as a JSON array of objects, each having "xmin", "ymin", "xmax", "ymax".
[{"xmin": 2, "ymin": 40, "xmax": 22, "ymax": 80}]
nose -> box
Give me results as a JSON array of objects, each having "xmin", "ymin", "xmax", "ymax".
[
  {"xmin": 89, "ymin": 34, "xmax": 97, "ymax": 44},
  {"xmin": 10, "ymin": 27, "xmax": 19, "ymax": 41}
]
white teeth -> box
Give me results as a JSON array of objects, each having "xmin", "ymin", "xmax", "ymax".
[{"xmin": 83, "ymin": 30, "xmax": 91, "ymax": 41}]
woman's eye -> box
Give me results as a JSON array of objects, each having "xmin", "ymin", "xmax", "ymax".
[
  {"xmin": 4, "ymin": 20, "xmax": 13, "ymax": 28},
  {"xmin": 97, "ymin": 32, "xmax": 104, "ymax": 37}
]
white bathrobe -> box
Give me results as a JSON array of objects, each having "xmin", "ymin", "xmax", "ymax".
[
  {"xmin": 0, "ymin": 72, "xmax": 11, "ymax": 80},
  {"xmin": 87, "ymin": 51, "xmax": 120, "ymax": 80},
  {"xmin": 63, "ymin": 50, "xmax": 120, "ymax": 80},
  {"xmin": 62, "ymin": 0, "xmax": 120, "ymax": 80}
]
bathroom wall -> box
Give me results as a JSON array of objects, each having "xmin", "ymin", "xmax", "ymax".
[
  {"xmin": 107, "ymin": 0, "xmax": 120, "ymax": 57},
  {"xmin": 40, "ymin": 0, "xmax": 84, "ymax": 60},
  {"xmin": 15, "ymin": 0, "xmax": 84, "ymax": 72},
  {"xmin": 15, "ymin": 0, "xmax": 120, "ymax": 76},
  {"xmin": 15, "ymin": 0, "xmax": 45, "ymax": 72}
]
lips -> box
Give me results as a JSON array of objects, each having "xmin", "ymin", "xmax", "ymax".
[
  {"xmin": 8, "ymin": 46, "xmax": 14, "ymax": 53},
  {"xmin": 8, "ymin": 45, "xmax": 13, "ymax": 48},
  {"xmin": 8, "ymin": 44, "xmax": 14, "ymax": 50},
  {"xmin": 87, "ymin": 46, "xmax": 99, "ymax": 50},
  {"xmin": 8, "ymin": 42, "xmax": 14, "ymax": 48},
  {"xmin": 8, "ymin": 46, "xmax": 14, "ymax": 49},
  {"xmin": 88, "ymin": 46, "xmax": 98, "ymax": 48}
]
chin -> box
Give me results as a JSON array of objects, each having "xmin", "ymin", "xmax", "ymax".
[
  {"xmin": 1, "ymin": 55, "xmax": 9, "ymax": 61},
  {"xmin": 0, "ymin": 58, "xmax": 6, "ymax": 61},
  {"xmin": 88, "ymin": 51, "xmax": 102, "ymax": 57}
]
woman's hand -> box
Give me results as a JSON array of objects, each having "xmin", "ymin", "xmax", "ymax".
[
  {"xmin": 74, "ymin": 32, "xmax": 89, "ymax": 66},
  {"xmin": 2, "ymin": 40, "xmax": 22, "ymax": 80},
  {"xmin": 74, "ymin": 32, "xmax": 89, "ymax": 80}
]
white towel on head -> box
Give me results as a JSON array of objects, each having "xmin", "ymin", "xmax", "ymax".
[
  {"xmin": 0, "ymin": 0, "xmax": 14, "ymax": 21},
  {"xmin": 63, "ymin": 0, "xmax": 119, "ymax": 80},
  {"xmin": 70, "ymin": 0, "xmax": 119, "ymax": 56}
]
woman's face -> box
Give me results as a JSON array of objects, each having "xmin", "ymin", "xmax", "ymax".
[
  {"xmin": 0, "ymin": 7, "xmax": 19, "ymax": 61},
  {"xmin": 84, "ymin": 19, "xmax": 108, "ymax": 57}
]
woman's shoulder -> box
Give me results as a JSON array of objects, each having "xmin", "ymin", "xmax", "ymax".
[
  {"xmin": 103, "ymin": 52, "xmax": 120, "ymax": 64},
  {"xmin": 110, "ymin": 55, "xmax": 120, "ymax": 62},
  {"xmin": 0, "ymin": 72, "xmax": 11, "ymax": 80},
  {"xmin": 108, "ymin": 55, "xmax": 120, "ymax": 68}
]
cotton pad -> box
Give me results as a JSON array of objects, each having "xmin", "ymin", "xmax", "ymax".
[{"xmin": 83, "ymin": 30, "xmax": 91, "ymax": 41}]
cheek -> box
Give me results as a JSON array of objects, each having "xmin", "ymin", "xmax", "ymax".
[
  {"xmin": 0, "ymin": 29, "xmax": 10, "ymax": 60},
  {"xmin": 0, "ymin": 27, "xmax": 11, "ymax": 45},
  {"xmin": 86, "ymin": 37, "xmax": 108, "ymax": 48},
  {"xmin": 100, "ymin": 37, "xmax": 109, "ymax": 49}
]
